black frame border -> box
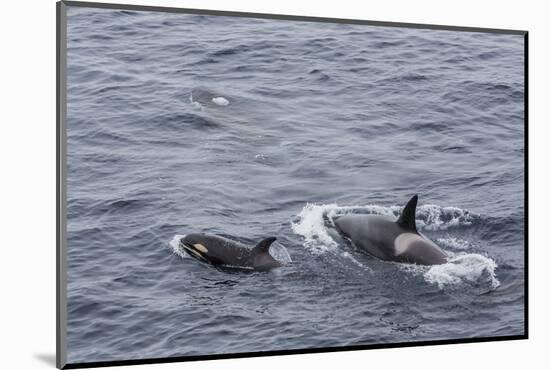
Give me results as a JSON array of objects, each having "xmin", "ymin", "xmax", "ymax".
[{"xmin": 56, "ymin": 1, "xmax": 529, "ymax": 369}]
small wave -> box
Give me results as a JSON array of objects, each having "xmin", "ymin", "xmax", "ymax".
[
  {"xmin": 117, "ymin": 10, "xmax": 139, "ymax": 16},
  {"xmin": 477, "ymin": 50, "xmax": 501, "ymax": 60},
  {"xmin": 372, "ymin": 40, "xmax": 405, "ymax": 48},
  {"xmin": 378, "ymin": 73, "xmax": 428, "ymax": 84}
]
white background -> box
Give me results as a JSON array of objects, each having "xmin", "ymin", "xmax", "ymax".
[{"xmin": 0, "ymin": 0, "xmax": 547, "ymax": 369}]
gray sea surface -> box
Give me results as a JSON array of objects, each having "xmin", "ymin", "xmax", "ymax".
[{"xmin": 66, "ymin": 6, "xmax": 525, "ymax": 364}]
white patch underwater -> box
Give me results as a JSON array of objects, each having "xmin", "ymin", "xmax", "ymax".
[
  {"xmin": 212, "ymin": 96, "xmax": 229, "ymax": 106},
  {"xmin": 189, "ymin": 91, "xmax": 230, "ymax": 108}
]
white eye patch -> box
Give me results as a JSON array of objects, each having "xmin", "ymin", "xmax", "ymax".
[{"xmin": 193, "ymin": 243, "xmax": 208, "ymax": 253}]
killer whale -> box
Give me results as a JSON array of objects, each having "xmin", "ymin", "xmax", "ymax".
[
  {"xmin": 178, "ymin": 233, "xmax": 282, "ymax": 271},
  {"xmin": 334, "ymin": 195, "xmax": 447, "ymax": 265},
  {"xmin": 190, "ymin": 88, "xmax": 230, "ymax": 108}
]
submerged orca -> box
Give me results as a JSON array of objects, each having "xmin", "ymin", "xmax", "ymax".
[
  {"xmin": 190, "ymin": 88, "xmax": 229, "ymax": 107},
  {"xmin": 178, "ymin": 233, "xmax": 281, "ymax": 271},
  {"xmin": 334, "ymin": 195, "xmax": 447, "ymax": 265}
]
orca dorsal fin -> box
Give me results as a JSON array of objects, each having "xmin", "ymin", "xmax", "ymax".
[
  {"xmin": 396, "ymin": 195, "xmax": 418, "ymax": 233},
  {"xmin": 253, "ymin": 237, "xmax": 277, "ymax": 254}
]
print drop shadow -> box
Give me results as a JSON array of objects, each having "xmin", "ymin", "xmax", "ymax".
[{"xmin": 34, "ymin": 353, "xmax": 56, "ymax": 367}]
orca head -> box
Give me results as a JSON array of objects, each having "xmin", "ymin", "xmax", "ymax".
[
  {"xmin": 180, "ymin": 233, "xmax": 204, "ymax": 248},
  {"xmin": 179, "ymin": 233, "xmax": 211, "ymax": 261}
]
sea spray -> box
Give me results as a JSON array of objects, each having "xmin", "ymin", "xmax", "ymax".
[{"xmin": 168, "ymin": 234, "xmax": 188, "ymax": 258}]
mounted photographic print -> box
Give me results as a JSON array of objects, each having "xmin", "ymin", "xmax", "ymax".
[{"xmin": 56, "ymin": 1, "xmax": 528, "ymax": 368}]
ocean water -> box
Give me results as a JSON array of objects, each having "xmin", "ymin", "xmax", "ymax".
[{"xmin": 65, "ymin": 6, "xmax": 525, "ymax": 364}]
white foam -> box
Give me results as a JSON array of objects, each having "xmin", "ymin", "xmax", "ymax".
[
  {"xmin": 291, "ymin": 203, "xmax": 340, "ymax": 254},
  {"xmin": 168, "ymin": 234, "xmax": 188, "ymax": 258},
  {"xmin": 212, "ymin": 96, "xmax": 229, "ymax": 106},
  {"xmin": 189, "ymin": 93, "xmax": 204, "ymax": 110},
  {"xmin": 437, "ymin": 237, "xmax": 473, "ymax": 250},
  {"xmin": 191, "ymin": 101, "xmax": 203, "ymax": 110},
  {"xmin": 416, "ymin": 204, "xmax": 476, "ymax": 231},
  {"xmin": 418, "ymin": 252, "xmax": 499, "ymax": 289},
  {"xmin": 290, "ymin": 203, "xmax": 370, "ymax": 269}
]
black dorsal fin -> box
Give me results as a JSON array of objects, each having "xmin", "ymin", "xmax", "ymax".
[
  {"xmin": 396, "ymin": 195, "xmax": 418, "ymax": 233},
  {"xmin": 253, "ymin": 237, "xmax": 277, "ymax": 254}
]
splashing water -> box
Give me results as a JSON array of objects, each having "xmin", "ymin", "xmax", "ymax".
[
  {"xmin": 291, "ymin": 203, "xmax": 340, "ymax": 253},
  {"xmin": 168, "ymin": 234, "xmax": 188, "ymax": 258},
  {"xmin": 424, "ymin": 252, "xmax": 499, "ymax": 289}
]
